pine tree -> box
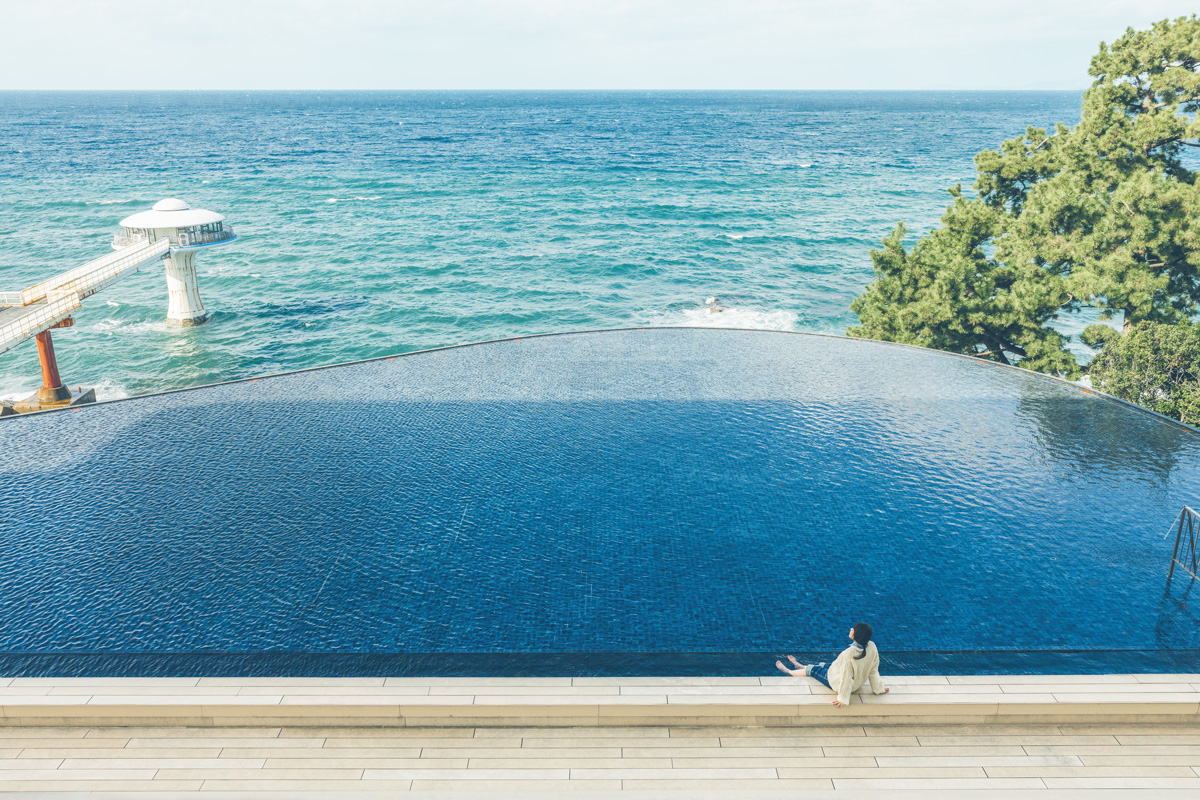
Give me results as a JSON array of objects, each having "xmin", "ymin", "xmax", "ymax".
[{"xmin": 850, "ymin": 15, "xmax": 1200, "ymax": 376}]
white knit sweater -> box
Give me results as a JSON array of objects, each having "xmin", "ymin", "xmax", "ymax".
[{"xmin": 826, "ymin": 641, "xmax": 885, "ymax": 705}]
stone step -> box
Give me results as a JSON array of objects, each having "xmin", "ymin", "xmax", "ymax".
[{"xmin": 1, "ymin": 675, "xmax": 1197, "ymax": 728}]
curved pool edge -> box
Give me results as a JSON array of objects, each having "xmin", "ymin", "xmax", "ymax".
[
  {"xmin": 4, "ymin": 326, "xmax": 1198, "ymax": 436},
  {"xmin": 1, "ymin": 649, "xmax": 1197, "ymax": 679}
]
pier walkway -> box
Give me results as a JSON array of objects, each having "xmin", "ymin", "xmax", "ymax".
[
  {"xmin": 0, "ymin": 674, "xmax": 1197, "ymax": 796},
  {"xmin": 0, "ymin": 239, "xmax": 169, "ymax": 356}
]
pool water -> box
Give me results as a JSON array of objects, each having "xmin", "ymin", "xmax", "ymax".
[{"xmin": 1, "ymin": 329, "xmax": 1198, "ymax": 676}]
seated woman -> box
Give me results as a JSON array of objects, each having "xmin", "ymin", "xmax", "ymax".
[{"xmin": 776, "ymin": 622, "xmax": 889, "ymax": 706}]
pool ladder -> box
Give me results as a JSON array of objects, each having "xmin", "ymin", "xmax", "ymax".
[{"xmin": 1167, "ymin": 506, "xmax": 1199, "ymax": 584}]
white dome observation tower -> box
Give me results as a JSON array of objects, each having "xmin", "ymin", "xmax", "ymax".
[{"xmin": 114, "ymin": 198, "xmax": 237, "ymax": 326}]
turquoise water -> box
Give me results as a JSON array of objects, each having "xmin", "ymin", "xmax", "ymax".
[{"xmin": 0, "ymin": 91, "xmax": 1085, "ymax": 400}]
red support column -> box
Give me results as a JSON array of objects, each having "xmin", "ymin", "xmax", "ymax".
[{"xmin": 35, "ymin": 329, "xmax": 71, "ymax": 403}]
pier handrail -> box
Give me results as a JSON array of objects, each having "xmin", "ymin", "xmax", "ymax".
[
  {"xmin": 1167, "ymin": 506, "xmax": 1199, "ymax": 584},
  {"xmin": 0, "ymin": 292, "xmax": 23, "ymax": 307},
  {"xmin": 113, "ymin": 227, "xmax": 235, "ymax": 249},
  {"xmin": 178, "ymin": 229, "xmax": 236, "ymax": 247},
  {"xmin": 112, "ymin": 231, "xmax": 151, "ymax": 248},
  {"xmin": 20, "ymin": 239, "xmax": 170, "ymax": 305},
  {"xmin": 0, "ymin": 292, "xmax": 82, "ymax": 354}
]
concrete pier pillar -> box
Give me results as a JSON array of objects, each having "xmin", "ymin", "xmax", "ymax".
[
  {"xmin": 164, "ymin": 250, "xmax": 208, "ymax": 326},
  {"xmin": 117, "ymin": 198, "xmax": 235, "ymax": 327}
]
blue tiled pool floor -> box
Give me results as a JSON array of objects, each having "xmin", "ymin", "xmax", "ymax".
[{"xmin": 1, "ymin": 329, "xmax": 1198, "ymax": 676}]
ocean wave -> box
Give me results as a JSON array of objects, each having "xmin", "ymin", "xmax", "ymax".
[
  {"xmin": 715, "ymin": 232, "xmax": 800, "ymax": 244},
  {"xmin": 36, "ymin": 198, "xmax": 137, "ymax": 209},
  {"xmin": 656, "ymin": 305, "xmax": 799, "ymax": 332},
  {"xmin": 87, "ymin": 379, "xmax": 132, "ymax": 402},
  {"xmin": 87, "ymin": 318, "xmax": 171, "ymax": 336},
  {"xmin": 0, "ymin": 380, "xmax": 36, "ymax": 403},
  {"xmin": 0, "ymin": 378, "xmax": 130, "ymax": 404}
]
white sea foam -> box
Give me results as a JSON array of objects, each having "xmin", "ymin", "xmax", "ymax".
[
  {"xmin": 0, "ymin": 378, "xmax": 130, "ymax": 403},
  {"xmin": 89, "ymin": 379, "xmax": 132, "ymax": 401},
  {"xmin": 660, "ymin": 305, "xmax": 799, "ymax": 332},
  {"xmin": 0, "ymin": 380, "xmax": 36, "ymax": 403},
  {"xmin": 88, "ymin": 318, "xmax": 170, "ymax": 336}
]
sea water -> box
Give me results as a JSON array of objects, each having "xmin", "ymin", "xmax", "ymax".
[{"xmin": 0, "ymin": 91, "xmax": 1084, "ymax": 401}]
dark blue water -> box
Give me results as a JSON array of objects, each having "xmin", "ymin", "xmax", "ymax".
[{"xmin": 1, "ymin": 329, "xmax": 1197, "ymax": 676}]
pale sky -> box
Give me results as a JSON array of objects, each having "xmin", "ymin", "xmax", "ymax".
[{"xmin": 0, "ymin": 0, "xmax": 1195, "ymax": 90}]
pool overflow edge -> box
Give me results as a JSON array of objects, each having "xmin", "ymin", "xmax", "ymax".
[{"xmin": 2, "ymin": 326, "xmax": 1197, "ymax": 436}]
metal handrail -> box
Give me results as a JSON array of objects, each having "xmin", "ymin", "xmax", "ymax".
[
  {"xmin": 1167, "ymin": 506, "xmax": 1199, "ymax": 584},
  {"xmin": 179, "ymin": 228, "xmax": 236, "ymax": 247},
  {"xmin": 0, "ymin": 293, "xmax": 82, "ymax": 353},
  {"xmin": 113, "ymin": 228, "xmax": 235, "ymax": 249},
  {"xmin": 0, "ymin": 292, "xmax": 23, "ymax": 306},
  {"xmin": 21, "ymin": 239, "xmax": 169, "ymax": 305},
  {"xmin": 111, "ymin": 231, "xmax": 151, "ymax": 248},
  {"xmin": 1, "ymin": 238, "xmax": 174, "ymax": 356}
]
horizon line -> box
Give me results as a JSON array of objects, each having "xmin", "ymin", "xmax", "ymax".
[{"xmin": 0, "ymin": 86, "xmax": 1091, "ymax": 93}]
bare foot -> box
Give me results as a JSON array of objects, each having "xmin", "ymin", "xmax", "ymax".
[
  {"xmin": 775, "ymin": 660, "xmax": 796, "ymax": 676},
  {"xmin": 787, "ymin": 655, "xmax": 806, "ymax": 673}
]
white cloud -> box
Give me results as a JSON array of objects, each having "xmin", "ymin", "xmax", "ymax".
[{"xmin": 0, "ymin": 0, "xmax": 1195, "ymax": 89}]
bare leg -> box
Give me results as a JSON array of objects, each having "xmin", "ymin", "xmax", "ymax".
[
  {"xmin": 788, "ymin": 655, "xmax": 805, "ymax": 670},
  {"xmin": 775, "ymin": 658, "xmax": 807, "ymax": 677}
]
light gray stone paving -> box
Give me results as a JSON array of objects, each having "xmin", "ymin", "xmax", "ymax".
[
  {"xmin": 0, "ymin": 719, "xmax": 1192, "ymax": 794},
  {"xmin": 0, "ymin": 676, "xmax": 1196, "ymax": 795}
]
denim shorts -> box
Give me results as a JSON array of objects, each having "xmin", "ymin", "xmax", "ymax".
[{"xmin": 806, "ymin": 662, "xmax": 832, "ymax": 689}]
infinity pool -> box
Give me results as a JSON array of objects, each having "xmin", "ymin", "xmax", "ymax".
[{"xmin": 1, "ymin": 329, "xmax": 1198, "ymax": 676}]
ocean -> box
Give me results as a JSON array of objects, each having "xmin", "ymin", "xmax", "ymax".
[{"xmin": 0, "ymin": 91, "xmax": 1085, "ymax": 401}]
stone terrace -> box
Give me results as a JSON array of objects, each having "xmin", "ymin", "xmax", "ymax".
[{"xmin": 0, "ymin": 674, "xmax": 1197, "ymax": 796}]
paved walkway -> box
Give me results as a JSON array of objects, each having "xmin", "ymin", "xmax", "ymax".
[
  {"xmin": 0, "ymin": 721, "xmax": 1199, "ymax": 796},
  {"xmin": 0, "ymin": 675, "xmax": 1197, "ymax": 796}
]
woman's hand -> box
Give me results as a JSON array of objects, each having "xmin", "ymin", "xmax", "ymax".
[
  {"xmin": 831, "ymin": 699, "xmax": 843, "ymax": 706},
  {"xmin": 884, "ymin": 687, "xmax": 890, "ymax": 693}
]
